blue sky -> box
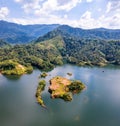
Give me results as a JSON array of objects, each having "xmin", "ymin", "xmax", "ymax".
[{"xmin": 0, "ymin": 0, "xmax": 120, "ymax": 29}]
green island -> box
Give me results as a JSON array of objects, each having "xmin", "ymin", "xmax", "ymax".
[
  {"xmin": 49, "ymin": 76, "xmax": 85, "ymax": 101},
  {"xmin": 35, "ymin": 80, "xmax": 46, "ymax": 108},
  {"xmin": 35, "ymin": 76, "xmax": 85, "ymax": 107},
  {"xmin": 40, "ymin": 72, "xmax": 48, "ymax": 78}
]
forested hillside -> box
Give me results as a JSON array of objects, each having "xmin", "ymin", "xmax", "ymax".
[
  {"xmin": 0, "ymin": 22, "xmax": 120, "ymax": 75},
  {"xmin": 36, "ymin": 25, "xmax": 120, "ymax": 42},
  {"xmin": 36, "ymin": 31, "xmax": 120, "ymax": 66},
  {"xmin": 0, "ymin": 39, "xmax": 11, "ymax": 48},
  {"xmin": 0, "ymin": 36, "xmax": 64, "ymax": 74},
  {"xmin": 0, "ymin": 33, "xmax": 120, "ymax": 75},
  {"xmin": 0, "ymin": 20, "xmax": 120, "ymax": 44}
]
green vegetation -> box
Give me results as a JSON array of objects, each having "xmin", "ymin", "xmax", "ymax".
[
  {"xmin": 40, "ymin": 72, "xmax": 48, "ymax": 78},
  {"xmin": 0, "ymin": 60, "xmax": 33, "ymax": 75},
  {"xmin": 67, "ymin": 80, "xmax": 85, "ymax": 93},
  {"xmin": 0, "ymin": 36, "xmax": 64, "ymax": 75},
  {"xmin": 61, "ymin": 93, "xmax": 72, "ymax": 101},
  {"xmin": 35, "ymin": 80, "xmax": 46, "ymax": 107},
  {"xmin": 49, "ymin": 76, "xmax": 85, "ymax": 101},
  {"xmin": 0, "ymin": 26, "xmax": 120, "ymax": 76},
  {"xmin": 0, "ymin": 39, "xmax": 11, "ymax": 48},
  {"xmin": 49, "ymin": 76, "xmax": 72, "ymax": 101},
  {"xmin": 36, "ymin": 28, "xmax": 120, "ymax": 66}
]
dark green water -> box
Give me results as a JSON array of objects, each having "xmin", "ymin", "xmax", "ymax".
[{"xmin": 0, "ymin": 65, "xmax": 120, "ymax": 126}]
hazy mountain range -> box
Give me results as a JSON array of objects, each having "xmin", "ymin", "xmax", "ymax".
[
  {"xmin": 0, "ymin": 20, "xmax": 120, "ymax": 44},
  {"xmin": 0, "ymin": 20, "xmax": 59, "ymax": 44}
]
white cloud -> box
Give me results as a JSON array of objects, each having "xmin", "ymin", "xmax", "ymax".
[
  {"xmin": 14, "ymin": 0, "xmax": 42, "ymax": 13},
  {"xmin": 64, "ymin": 14, "xmax": 68, "ymax": 19},
  {"xmin": 81, "ymin": 11, "xmax": 91, "ymax": 19},
  {"xmin": 78, "ymin": 11, "xmax": 101, "ymax": 29},
  {"xmin": 100, "ymin": 14, "xmax": 120, "ymax": 29},
  {"xmin": 0, "ymin": 7, "xmax": 9, "ymax": 19},
  {"xmin": 106, "ymin": 2, "xmax": 111, "ymax": 13},
  {"xmin": 13, "ymin": 0, "xmax": 83, "ymax": 26},
  {"xmin": 10, "ymin": 0, "xmax": 120, "ymax": 29},
  {"xmin": 98, "ymin": 8, "xmax": 102, "ymax": 12},
  {"xmin": 14, "ymin": 0, "xmax": 24, "ymax": 2},
  {"xmin": 10, "ymin": 14, "xmax": 74, "ymax": 26},
  {"xmin": 104, "ymin": 1, "xmax": 120, "ymax": 28},
  {"xmin": 22, "ymin": 0, "xmax": 41, "ymax": 13},
  {"xmin": 106, "ymin": 1, "xmax": 120, "ymax": 14},
  {"xmin": 19, "ymin": 0, "xmax": 82, "ymax": 15},
  {"xmin": 56, "ymin": 0, "xmax": 82, "ymax": 11},
  {"xmin": 34, "ymin": 0, "xmax": 57, "ymax": 15},
  {"xmin": 86, "ymin": 0, "xmax": 93, "ymax": 3},
  {"xmin": 75, "ymin": 1, "xmax": 120, "ymax": 29},
  {"xmin": 9, "ymin": 8, "xmax": 120, "ymax": 29}
]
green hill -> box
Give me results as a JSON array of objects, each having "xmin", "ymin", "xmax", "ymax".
[
  {"xmin": 0, "ymin": 60, "xmax": 33, "ymax": 75},
  {"xmin": 0, "ymin": 39, "xmax": 11, "ymax": 48},
  {"xmin": 0, "ymin": 25, "xmax": 120, "ymax": 75}
]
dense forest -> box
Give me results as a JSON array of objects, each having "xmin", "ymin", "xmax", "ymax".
[
  {"xmin": 0, "ymin": 23, "xmax": 120, "ymax": 75},
  {"xmin": 36, "ymin": 28, "xmax": 120, "ymax": 66}
]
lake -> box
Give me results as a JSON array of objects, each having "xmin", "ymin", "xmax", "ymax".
[{"xmin": 0, "ymin": 65, "xmax": 120, "ymax": 126}]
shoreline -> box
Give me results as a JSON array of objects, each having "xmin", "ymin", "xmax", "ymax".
[{"xmin": 0, "ymin": 63, "xmax": 120, "ymax": 76}]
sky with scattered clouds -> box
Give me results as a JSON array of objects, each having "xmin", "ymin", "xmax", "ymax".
[{"xmin": 0, "ymin": 0, "xmax": 120, "ymax": 29}]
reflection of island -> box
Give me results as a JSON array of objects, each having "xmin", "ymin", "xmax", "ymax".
[
  {"xmin": 4, "ymin": 75, "xmax": 21, "ymax": 80},
  {"xmin": 49, "ymin": 76, "xmax": 85, "ymax": 101},
  {"xmin": 40, "ymin": 72, "xmax": 48, "ymax": 78}
]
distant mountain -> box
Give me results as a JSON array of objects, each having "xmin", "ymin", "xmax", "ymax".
[
  {"xmin": 36, "ymin": 25, "xmax": 120, "ymax": 42},
  {"xmin": 57, "ymin": 25, "xmax": 120, "ymax": 40},
  {"xmin": 0, "ymin": 39, "xmax": 10, "ymax": 48},
  {"xmin": 0, "ymin": 20, "xmax": 59, "ymax": 44},
  {"xmin": 35, "ymin": 25, "xmax": 120, "ymax": 66},
  {"xmin": 0, "ymin": 20, "xmax": 120, "ymax": 44}
]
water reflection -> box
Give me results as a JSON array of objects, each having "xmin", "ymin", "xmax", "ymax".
[
  {"xmin": 0, "ymin": 65, "xmax": 120, "ymax": 126},
  {"xmin": 4, "ymin": 75, "xmax": 21, "ymax": 80}
]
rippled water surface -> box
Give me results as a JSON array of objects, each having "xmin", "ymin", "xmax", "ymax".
[{"xmin": 0, "ymin": 65, "xmax": 120, "ymax": 126}]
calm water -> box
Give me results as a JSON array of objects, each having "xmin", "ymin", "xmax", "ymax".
[{"xmin": 0, "ymin": 65, "xmax": 120, "ymax": 126}]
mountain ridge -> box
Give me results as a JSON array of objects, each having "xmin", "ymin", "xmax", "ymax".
[
  {"xmin": 0, "ymin": 20, "xmax": 59, "ymax": 44},
  {"xmin": 36, "ymin": 25, "xmax": 120, "ymax": 43},
  {"xmin": 0, "ymin": 20, "xmax": 120, "ymax": 44}
]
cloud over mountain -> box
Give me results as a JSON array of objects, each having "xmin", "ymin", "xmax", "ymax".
[{"xmin": 0, "ymin": 0, "xmax": 119, "ymax": 29}]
